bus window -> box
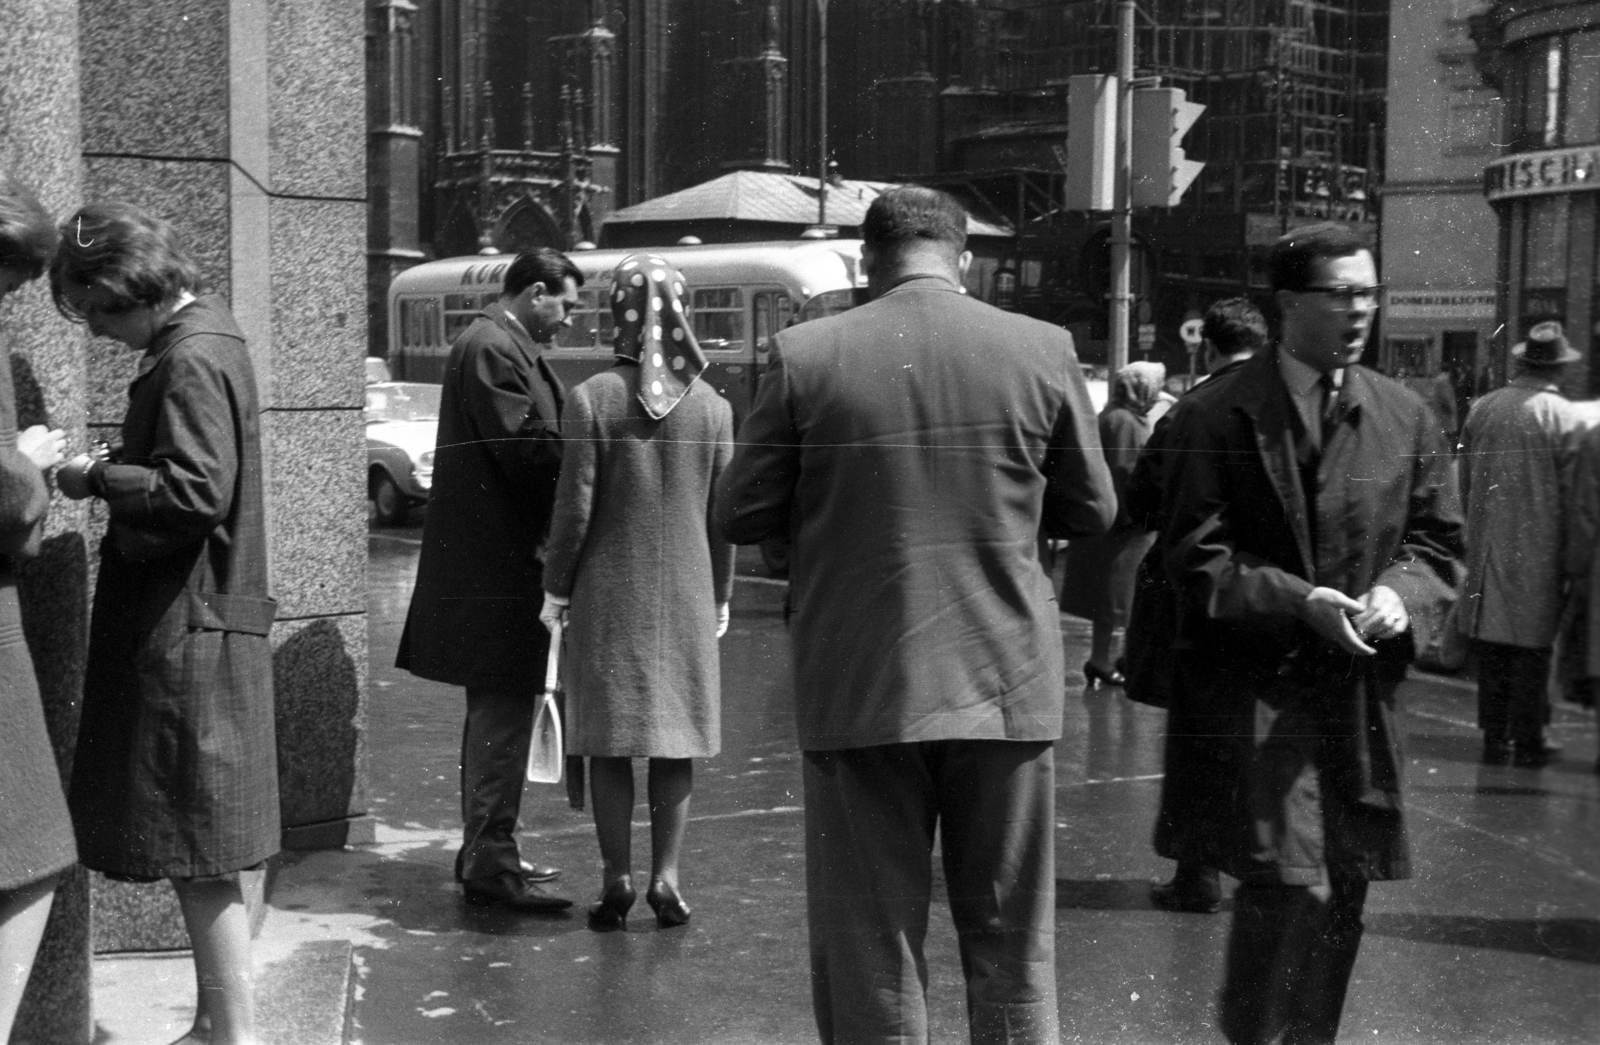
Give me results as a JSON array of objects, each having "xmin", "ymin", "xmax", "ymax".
[
  {"xmin": 795, "ymin": 288, "xmax": 861, "ymax": 325},
  {"xmin": 692, "ymin": 287, "xmax": 744, "ymax": 351},
  {"xmin": 443, "ymin": 292, "xmax": 490, "ymax": 344},
  {"xmin": 752, "ymin": 290, "xmax": 792, "ymax": 365},
  {"xmin": 558, "ymin": 285, "xmax": 614, "ymax": 350}
]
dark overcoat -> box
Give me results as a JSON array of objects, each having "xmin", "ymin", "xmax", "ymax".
[
  {"xmin": 0, "ymin": 339, "xmax": 76, "ymax": 891},
  {"xmin": 70, "ymin": 297, "xmax": 280, "ymax": 879},
  {"xmin": 716, "ymin": 275, "xmax": 1116, "ymax": 751},
  {"xmin": 543, "ymin": 367, "xmax": 735, "ymax": 758},
  {"xmin": 397, "ymin": 306, "xmax": 564, "ymax": 686},
  {"xmin": 1156, "ymin": 351, "xmax": 1462, "ymax": 885}
]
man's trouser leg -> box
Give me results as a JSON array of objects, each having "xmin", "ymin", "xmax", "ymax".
[
  {"xmin": 458, "ymin": 682, "xmax": 536, "ymax": 883},
  {"xmin": 1219, "ymin": 875, "xmax": 1369, "ymax": 1045},
  {"xmin": 803, "ymin": 745, "xmax": 937, "ymax": 1045},
  {"xmin": 1475, "ymin": 641, "xmax": 1551, "ymax": 745},
  {"xmin": 937, "ymin": 740, "xmax": 1059, "ymax": 1045},
  {"xmin": 1473, "ymin": 640, "xmax": 1511, "ymax": 741}
]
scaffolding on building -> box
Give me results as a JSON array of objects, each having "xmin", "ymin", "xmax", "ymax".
[{"xmin": 960, "ymin": 0, "xmax": 1386, "ymax": 226}]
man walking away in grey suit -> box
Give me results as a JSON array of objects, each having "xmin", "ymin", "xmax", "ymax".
[
  {"xmin": 397, "ymin": 247, "xmax": 582, "ymax": 913},
  {"xmin": 717, "ymin": 186, "xmax": 1116, "ymax": 1045}
]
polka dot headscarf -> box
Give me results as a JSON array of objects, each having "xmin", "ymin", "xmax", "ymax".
[{"xmin": 610, "ymin": 253, "xmax": 708, "ymax": 420}]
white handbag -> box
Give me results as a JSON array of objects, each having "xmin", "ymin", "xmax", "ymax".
[{"xmin": 525, "ymin": 621, "xmax": 565, "ymax": 784}]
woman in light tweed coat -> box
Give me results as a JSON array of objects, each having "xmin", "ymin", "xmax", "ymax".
[{"xmin": 542, "ymin": 254, "xmax": 735, "ymax": 932}]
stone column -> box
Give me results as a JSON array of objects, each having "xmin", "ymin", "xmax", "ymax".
[
  {"xmin": 74, "ymin": 0, "xmax": 371, "ymax": 955},
  {"xmin": 0, "ymin": 3, "xmax": 93, "ymax": 1042}
]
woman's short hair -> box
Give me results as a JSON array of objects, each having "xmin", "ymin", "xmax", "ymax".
[
  {"xmin": 49, "ymin": 202, "xmax": 200, "ymax": 321},
  {"xmin": 503, "ymin": 247, "xmax": 584, "ymax": 299},
  {"xmin": 1112, "ymin": 361, "xmax": 1166, "ymax": 414},
  {"xmin": 0, "ymin": 175, "xmax": 59, "ymax": 280},
  {"xmin": 1268, "ymin": 222, "xmax": 1368, "ymax": 294}
]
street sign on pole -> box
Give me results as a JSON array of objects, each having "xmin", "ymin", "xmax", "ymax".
[
  {"xmin": 1180, "ymin": 317, "xmax": 1205, "ymax": 348},
  {"xmin": 1137, "ymin": 323, "xmax": 1156, "ymax": 353}
]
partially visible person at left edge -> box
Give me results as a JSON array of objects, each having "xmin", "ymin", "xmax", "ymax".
[
  {"xmin": 0, "ymin": 174, "xmax": 72, "ymax": 1042},
  {"xmin": 1456, "ymin": 320, "xmax": 1584, "ymax": 769},
  {"xmin": 1560, "ymin": 421, "xmax": 1600, "ymax": 773},
  {"xmin": 718, "ymin": 185, "xmax": 1115, "ymax": 1045},
  {"xmin": 396, "ymin": 247, "xmax": 581, "ymax": 913},
  {"xmin": 54, "ymin": 201, "xmax": 277, "ymax": 1045}
]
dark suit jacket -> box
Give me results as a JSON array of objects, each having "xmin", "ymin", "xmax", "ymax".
[
  {"xmin": 715, "ymin": 275, "xmax": 1116, "ymax": 751},
  {"xmin": 398, "ymin": 306, "xmax": 565, "ymax": 687},
  {"xmin": 1156, "ymin": 349, "xmax": 1462, "ymax": 884}
]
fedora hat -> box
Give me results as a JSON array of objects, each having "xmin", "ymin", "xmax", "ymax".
[{"xmin": 1511, "ymin": 321, "xmax": 1581, "ymax": 365}]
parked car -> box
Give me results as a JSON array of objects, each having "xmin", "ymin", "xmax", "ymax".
[
  {"xmin": 365, "ymin": 356, "xmax": 392, "ymax": 385},
  {"xmin": 366, "ymin": 381, "xmax": 440, "ymax": 525}
]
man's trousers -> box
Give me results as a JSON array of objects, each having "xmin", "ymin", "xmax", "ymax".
[
  {"xmin": 1472, "ymin": 641, "xmax": 1552, "ymax": 745},
  {"xmin": 1218, "ymin": 875, "xmax": 1370, "ymax": 1045},
  {"xmin": 802, "ymin": 739, "xmax": 1059, "ymax": 1045},
  {"xmin": 457, "ymin": 682, "xmax": 536, "ymax": 882}
]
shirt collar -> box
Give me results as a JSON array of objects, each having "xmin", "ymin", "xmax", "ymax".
[
  {"xmin": 1510, "ymin": 374, "xmax": 1559, "ymax": 392},
  {"xmin": 1277, "ymin": 348, "xmax": 1340, "ymax": 399}
]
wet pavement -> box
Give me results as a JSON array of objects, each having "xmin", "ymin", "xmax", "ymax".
[{"xmin": 102, "ymin": 518, "xmax": 1600, "ymax": 1044}]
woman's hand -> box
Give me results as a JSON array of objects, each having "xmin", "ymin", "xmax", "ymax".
[
  {"xmin": 56, "ymin": 453, "xmax": 98, "ymax": 500},
  {"xmin": 716, "ymin": 602, "xmax": 730, "ymax": 639},
  {"xmin": 18, "ymin": 425, "xmax": 65, "ymax": 471},
  {"xmin": 539, "ymin": 592, "xmax": 569, "ymax": 632}
]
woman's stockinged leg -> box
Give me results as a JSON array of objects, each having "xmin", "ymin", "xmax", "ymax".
[
  {"xmin": 647, "ymin": 757, "xmax": 693, "ymax": 889},
  {"xmin": 589, "ymin": 756, "xmax": 636, "ymax": 886},
  {"xmin": 173, "ymin": 877, "xmax": 257, "ymax": 1045},
  {"xmin": 0, "ymin": 875, "xmax": 58, "ymax": 1038}
]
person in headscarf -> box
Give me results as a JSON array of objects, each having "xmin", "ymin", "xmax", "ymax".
[
  {"xmin": 540, "ymin": 254, "xmax": 736, "ymax": 932},
  {"xmin": 1061, "ymin": 361, "xmax": 1168, "ymax": 686}
]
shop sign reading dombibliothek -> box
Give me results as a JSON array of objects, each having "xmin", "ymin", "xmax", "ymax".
[{"xmin": 1484, "ymin": 145, "xmax": 1600, "ymax": 202}]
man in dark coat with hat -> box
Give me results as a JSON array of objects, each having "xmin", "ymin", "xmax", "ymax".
[
  {"xmin": 1456, "ymin": 320, "xmax": 1585, "ymax": 768},
  {"xmin": 397, "ymin": 247, "xmax": 582, "ymax": 913},
  {"xmin": 1157, "ymin": 223, "xmax": 1462, "ymax": 1044}
]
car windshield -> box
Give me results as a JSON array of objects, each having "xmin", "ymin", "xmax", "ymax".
[{"xmin": 366, "ymin": 383, "xmax": 442, "ymax": 423}]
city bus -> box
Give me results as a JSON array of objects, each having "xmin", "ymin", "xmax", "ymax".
[{"xmin": 386, "ymin": 239, "xmax": 869, "ymax": 423}]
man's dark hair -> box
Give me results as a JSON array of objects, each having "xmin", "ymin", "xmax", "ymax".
[
  {"xmin": 504, "ymin": 247, "xmax": 583, "ymax": 298},
  {"xmin": 1269, "ymin": 222, "xmax": 1368, "ymax": 293},
  {"xmin": 1202, "ymin": 297, "xmax": 1268, "ymax": 358},
  {"xmin": 0, "ymin": 175, "xmax": 58, "ymax": 279},
  {"xmin": 862, "ymin": 186, "xmax": 967, "ymax": 253}
]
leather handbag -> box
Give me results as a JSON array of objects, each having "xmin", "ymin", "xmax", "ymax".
[{"xmin": 526, "ymin": 621, "xmax": 565, "ymax": 784}]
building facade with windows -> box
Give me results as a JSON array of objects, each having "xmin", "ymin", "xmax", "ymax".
[
  {"xmin": 1472, "ymin": 0, "xmax": 1600, "ymax": 397},
  {"xmin": 1379, "ymin": 0, "xmax": 1502, "ymax": 417}
]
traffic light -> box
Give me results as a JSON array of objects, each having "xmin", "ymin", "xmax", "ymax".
[
  {"xmin": 1065, "ymin": 74, "xmax": 1116, "ymax": 212},
  {"xmin": 1130, "ymin": 87, "xmax": 1205, "ymax": 208}
]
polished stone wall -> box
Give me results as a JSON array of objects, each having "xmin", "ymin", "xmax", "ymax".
[{"xmin": 1, "ymin": 0, "xmax": 370, "ymax": 1039}]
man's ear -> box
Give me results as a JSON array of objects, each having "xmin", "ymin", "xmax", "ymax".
[{"xmin": 525, "ymin": 281, "xmax": 549, "ymax": 301}]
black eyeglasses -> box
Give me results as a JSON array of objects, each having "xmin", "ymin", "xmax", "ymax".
[{"xmin": 1299, "ymin": 283, "xmax": 1386, "ymax": 309}]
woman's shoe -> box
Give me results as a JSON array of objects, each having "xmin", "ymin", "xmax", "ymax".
[
  {"xmin": 586, "ymin": 878, "xmax": 636, "ymax": 933},
  {"xmin": 1083, "ymin": 661, "xmax": 1126, "ymax": 688},
  {"xmin": 646, "ymin": 880, "xmax": 691, "ymax": 929}
]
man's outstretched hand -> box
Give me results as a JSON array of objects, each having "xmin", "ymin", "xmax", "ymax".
[{"xmin": 1300, "ymin": 586, "xmax": 1377, "ymax": 656}]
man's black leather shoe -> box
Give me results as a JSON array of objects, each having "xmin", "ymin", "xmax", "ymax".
[
  {"xmin": 1150, "ymin": 873, "xmax": 1222, "ymax": 914},
  {"xmin": 521, "ymin": 861, "xmax": 561, "ymax": 883},
  {"xmin": 1511, "ymin": 739, "xmax": 1561, "ymax": 769},
  {"xmin": 463, "ymin": 871, "xmax": 573, "ymax": 913}
]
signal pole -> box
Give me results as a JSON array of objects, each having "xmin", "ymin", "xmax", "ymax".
[
  {"xmin": 817, "ymin": 0, "xmax": 829, "ymax": 229},
  {"xmin": 1109, "ymin": 0, "xmax": 1135, "ymax": 374}
]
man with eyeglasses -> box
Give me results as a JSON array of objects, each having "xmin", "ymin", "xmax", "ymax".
[{"xmin": 1154, "ymin": 223, "xmax": 1463, "ymax": 1044}]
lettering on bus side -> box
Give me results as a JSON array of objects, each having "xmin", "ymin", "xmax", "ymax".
[{"xmin": 459, "ymin": 264, "xmax": 508, "ymax": 286}]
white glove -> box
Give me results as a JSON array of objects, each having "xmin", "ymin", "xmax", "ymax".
[
  {"xmin": 716, "ymin": 602, "xmax": 730, "ymax": 639},
  {"xmin": 539, "ymin": 593, "xmax": 569, "ymax": 633},
  {"xmin": 56, "ymin": 453, "xmax": 98, "ymax": 500}
]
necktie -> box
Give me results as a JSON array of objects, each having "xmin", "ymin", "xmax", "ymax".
[{"xmin": 1318, "ymin": 373, "xmax": 1339, "ymax": 447}]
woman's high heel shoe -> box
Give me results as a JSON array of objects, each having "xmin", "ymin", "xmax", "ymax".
[
  {"xmin": 1083, "ymin": 661, "xmax": 1126, "ymax": 688},
  {"xmin": 587, "ymin": 878, "xmax": 636, "ymax": 933},
  {"xmin": 645, "ymin": 880, "xmax": 691, "ymax": 929}
]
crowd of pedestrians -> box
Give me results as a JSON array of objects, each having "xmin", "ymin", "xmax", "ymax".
[{"xmin": 2, "ymin": 172, "xmax": 1597, "ymax": 1045}]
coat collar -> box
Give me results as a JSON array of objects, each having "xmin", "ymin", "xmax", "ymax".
[
  {"xmin": 132, "ymin": 295, "xmax": 245, "ymax": 384},
  {"xmin": 481, "ymin": 304, "xmax": 565, "ymax": 412},
  {"xmin": 878, "ymin": 273, "xmax": 964, "ymax": 297}
]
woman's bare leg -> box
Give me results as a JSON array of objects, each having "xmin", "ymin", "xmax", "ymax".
[
  {"xmin": 0, "ymin": 876, "xmax": 57, "ymax": 1038},
  {"xmin": 173, "ymin": 877, "xmax": 256, "ymax": 1045}
]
